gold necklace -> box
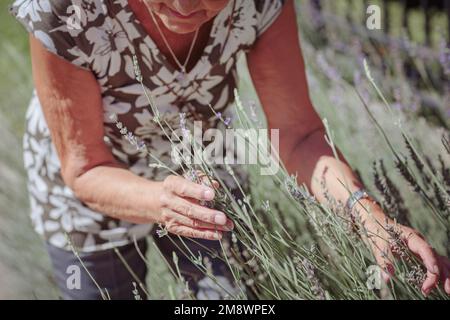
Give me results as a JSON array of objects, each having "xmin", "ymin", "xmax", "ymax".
[{"xmin": 144, "ymin": 1, "xmax": 199, "ymax": 84}]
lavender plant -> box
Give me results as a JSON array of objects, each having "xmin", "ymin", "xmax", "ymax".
[
  {"xmin": 97, "ymin": 1, "xmax": 450, "ymax": 300},
  {"xmin": 104, "ymin": 47, "xmax": 450, "ymax": 300}
]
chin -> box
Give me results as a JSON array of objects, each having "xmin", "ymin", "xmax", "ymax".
[
  {"xmin": 160, "ymin": 16, "xmax": 205, "ymax": 34},
  {"xmin": 166, "ymin": 23, "xmax": 200, "ymax": 34}
]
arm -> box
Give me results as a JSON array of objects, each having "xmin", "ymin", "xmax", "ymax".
[
  {"xmin": 30, "ymin": 35, "xmax": 232, "ymax": 239},
  {"xmin": 247, "ymin": 1, "xmax": 367, "ymax": 212},
  {"xmin": 246, "ymin": 0, "xmax": 450, "ymax": 295}
]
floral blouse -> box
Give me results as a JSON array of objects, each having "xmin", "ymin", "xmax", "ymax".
[{"xmin": 10, "ymin": 0, "xmax": 285, "ymax": 252}]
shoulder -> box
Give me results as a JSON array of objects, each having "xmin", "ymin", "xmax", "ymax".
[
  {"xmin": 212, "ymin": 0, "xmax": 286, "ymax": 59},
  {"xmin": 253, "ymin": 0, "xmax": 286, "ymax": 12},
  {"xmin": 252, "ymin": 0, "xmax": 286, "ymax": 35},
  {"xmin": 230, "ymin": 0, "xmax": 286, "ymax": 34},
  {"xmin": 10, "ymin": 0, "xmax": 111, "ymax": 71},
  {"xmin": 10, "ymin": 0, "xmax": 107, "ymax": 34}
]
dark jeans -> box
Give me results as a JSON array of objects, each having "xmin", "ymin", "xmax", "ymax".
[{"xmin": 46, "ymin": 232, "xmax": 238, "ymax": 300}]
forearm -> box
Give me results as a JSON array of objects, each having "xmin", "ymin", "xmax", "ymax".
[
  {"xmin": 282, "ymin": 127, "xmax": 388, "ymax": 227},
  {"xmin": 72, "ymin": 165, "xmax": 163, "ymax": 224}
]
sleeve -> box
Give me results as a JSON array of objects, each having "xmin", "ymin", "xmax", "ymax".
[
  {"xmin": 254, "ymin": 0, "xmax": 286, "ymax": 37},
  {"xmin": 9, "ymin": 0, "xmax": 91, "ymax": 71}
]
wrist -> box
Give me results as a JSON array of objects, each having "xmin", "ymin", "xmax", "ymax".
[
  {"xmin": 352, "ymin": 198, "xmax": 391, "ymax": 230},
  {"xmin": 146, "ymin": 180, "xmax": 165, "ymax": 215},
  {"xmin": 127, "ymin": 180, "xmax": 165, "ymax": 224}
]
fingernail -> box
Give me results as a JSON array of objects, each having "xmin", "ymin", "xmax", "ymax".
[
  {"xmin": 445, "ymin": 280, "xmax": 450, "ymax": 294},
  {"xmin": 203, "ymin": 189, "xmax": 214, "ymax": 200},
  {"xmin": 214, "ymin": 214, "xmax": 227, "ymax": 225},
  {"xmin": 431, "ymin": 265, "xmax": 439, "ymax": 274},
  {"xmin": 384, "ymin": 264, "xmax": 395, "ymax": 276}
]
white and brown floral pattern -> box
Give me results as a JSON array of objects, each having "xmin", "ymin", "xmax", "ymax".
[{"xmin": 10, "ymin": 0, "xmax": 285, "ymax": 252}]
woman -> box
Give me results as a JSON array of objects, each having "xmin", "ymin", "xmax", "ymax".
[{"xmin": 11, "ymin": 0, "xmax": 450, "ymax": 299}]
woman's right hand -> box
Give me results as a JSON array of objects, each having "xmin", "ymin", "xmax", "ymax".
[
  {"xmin": 29, "ymin": 36, "xmax": 233, "ymax": 239},
  {"xmin": 158, "ymin": 175, "xmax": 234, "ymax": 240}
]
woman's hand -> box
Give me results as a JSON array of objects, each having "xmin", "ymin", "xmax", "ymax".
[
  {"xmin": 157, "ymin": 175, "xmax": 234, "ymax": 241},
  {"xmin": 367, "ymin": 215, "xmax": 450, "ymax": 296}
]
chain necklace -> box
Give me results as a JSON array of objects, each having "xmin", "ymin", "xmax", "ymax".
[{"xmin": 143, "ymin": 1, "xmax": 199, "ymax": 85}]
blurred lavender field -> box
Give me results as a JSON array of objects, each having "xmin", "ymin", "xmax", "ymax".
[
  {"xmin": 0, "ymin": 1, "xmax": 58, "ymax": 298},
  {"xmin": 0, "ymin": 0, "xmax": 448, "ymax": 299}
]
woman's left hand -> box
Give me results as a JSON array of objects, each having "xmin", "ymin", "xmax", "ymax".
[{"xmin": 370, "ymin": 222, "xmax": 450, "ymax": 296}]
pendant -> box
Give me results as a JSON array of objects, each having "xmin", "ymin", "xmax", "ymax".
[{"xmin": 176, "ymin": 69, "xmax": 189, "ymax": 87}]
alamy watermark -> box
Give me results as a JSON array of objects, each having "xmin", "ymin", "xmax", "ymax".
[
  {"xmin": 366, "ymin": 265, "xmax": 383, "ymax": 290},
  {"xmin": 64, "ymin": 2, "xmax": 84, "ymax": 30},
  {"xmin": 65, "ymin": 2, "xmax": 383, "ymax": 31},
  {"xmin": 66, "ymin": 265, "xmax": 81, "ymax": 290},
  {"xmin": 366, "ymin": 4, "xmax": 382, "ymax": 30},
  {"xmin": 169, "ymin": 121, "xmax": 280, "ymax": 176}
]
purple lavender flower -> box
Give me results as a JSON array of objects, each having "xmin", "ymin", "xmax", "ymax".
[
  {"xmin": 179, "ymin": 113, "xmax": 191, "ymax": 139},
  {"xmin": 185, "ymin": 168, "xmax": 198, "ymax": 182},
  {"xmin": 132, "ymin": 55, "xmax": 143, "ymax": 82},
  {"xmin": 224, "ymin": 117, "xmax": 232, "ymax": 126},
  {"xmin": 111, "ymin": 113, "xmax": 147, "ymax": 152},
  {"xmin": 216, "ymin": 112, "xmax": 232, "ymax": 126},
  {"xmin": 316, "ymin": 54, "xmax": 341, "ymax": 82},
  {"xmin": 439, "ymin": 40, "xmax": 450, "ymax": 76},
  {"xmin": 137, "ymin": 140, "xmax": 147, "ymax": 152},
  {"xmin": 249, "ymin": 101, "xmax": 259, "ymax": 122},
  {"xmin": 156, "ymin": 225, "xmax": 168, "ymax": 238}
]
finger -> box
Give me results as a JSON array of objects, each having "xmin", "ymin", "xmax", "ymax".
[
  {"xmin": 164, "ymin": 195, "xmax": 228, "ymax": 226},
  {"xmin": 380, "ymin": 262, "xmax": 395, "ymax": 283},
  {"xmin": 406, "ymin": 235, "xmax": 439, "ymax": 295},
  {"xmin": 422, "ymin": 271, "xmax": 439, "ymax": 297},
  {"xmin": 442, "ymin": 258, "xmax": 450, "ymax": 295},
  {"xmin": 162, "ymin": 208, "xmax": 233, "ymax": 231},
  {"xmin": 164, "ymin": 175, "xmax": 215, "ymax": 201},
  {"xmin": 196, "ymin": 171, "xmax": 220, "ymax": 189},
  {"xmin": 445, "ymin": 278, "xmax": 450, "ymax": 295},
  {"xmin": 169, "ymin": 223, "xmax": 223, "ymax": 241},
  {"xmin": 443, "ymin": 267, "xmax": 450, "ymax": 295},
  {"xmin": 211, "ymin": 180, "xmax": 220, "ymax": 189}
]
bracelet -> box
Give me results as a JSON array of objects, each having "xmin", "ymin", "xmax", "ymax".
[{"xmin": 345, "ymin": 189, "xmax": 370, "ymax": 211}]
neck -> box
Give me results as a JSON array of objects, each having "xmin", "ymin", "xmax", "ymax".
[{"xmin": 129, "ymin": 0, "xmax": 213, "ymax": 71}]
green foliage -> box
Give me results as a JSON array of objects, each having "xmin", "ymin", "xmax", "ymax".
[{"xmin": 0, "ymin": 0, "xmax": 448, "ymax": 299}]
